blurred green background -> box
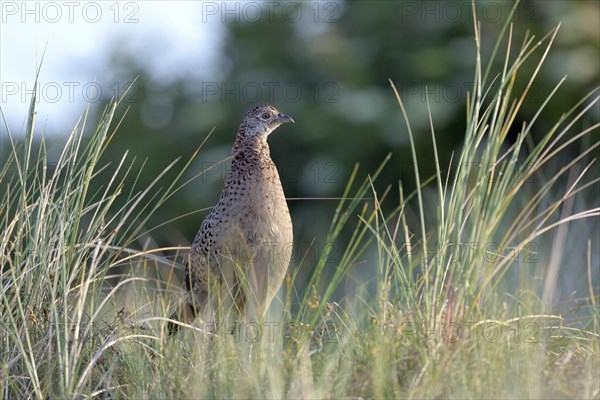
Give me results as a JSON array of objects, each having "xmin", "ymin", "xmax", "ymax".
[
  {"xmin": 94, "ymin": 1, "xmax": 598, "ymax": 248},
  {"xmin": 2, "ymin": 0, "xmax": 598, "ymax": 281}
]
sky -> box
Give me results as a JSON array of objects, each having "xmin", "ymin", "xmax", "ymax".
[
  {"xmin": 0, "ymin": 1, "xmax": 224, "ymax": 135},
  {"xmin": 1, "ymin": 1, "xmax": 597, "ymax": 137}
]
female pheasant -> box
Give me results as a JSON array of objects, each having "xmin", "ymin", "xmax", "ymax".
[{"xmin": 169, "ymin": 105, "xmax": 294, "ymax": 334}]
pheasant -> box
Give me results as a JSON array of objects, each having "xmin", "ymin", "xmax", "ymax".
[{"xmin": 169, "ymin": 105, "xmax": 294, "ymax": 334}]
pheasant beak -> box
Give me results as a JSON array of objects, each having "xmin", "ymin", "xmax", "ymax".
[{"xmin": 275, "ymin": 113, "xmax": 294, "ymax": 125}]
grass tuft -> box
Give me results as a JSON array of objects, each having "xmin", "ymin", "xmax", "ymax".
[{"xmin": 1, "ymin": 4, "xmax": 598, "ymax": 398}]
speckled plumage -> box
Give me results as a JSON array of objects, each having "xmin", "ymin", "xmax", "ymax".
[{"xmin": 169, "ymin": 105, "xmax": 294, "ymax": 334}]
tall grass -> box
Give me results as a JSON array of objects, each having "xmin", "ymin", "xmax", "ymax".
[
  {"xmin": 1, "ymin": 5, "xmax": 599, "ymax": 399},
  {"xmin": 0, "ymin": 77, "xmax": 200, "ymax": 397}
]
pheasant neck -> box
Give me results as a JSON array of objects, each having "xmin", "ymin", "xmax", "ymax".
[{"xmin": 231, "ymin": 135, "xmax": 272, "ymax": 170}]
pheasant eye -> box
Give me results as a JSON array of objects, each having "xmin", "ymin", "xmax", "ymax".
[{"xmin": 261, "ymin": 113, "xmax": 270, "ymax": 120}]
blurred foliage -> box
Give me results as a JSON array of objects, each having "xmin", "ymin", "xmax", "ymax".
[
  {"xmin": 95, "ymin": 1, "xmax": 598, "ymax": 251},
  {"xmin": 4, "ymin": 1, "xmax": 598, "ymax": 262}
]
